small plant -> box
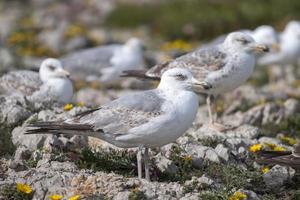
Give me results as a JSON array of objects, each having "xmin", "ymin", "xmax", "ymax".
[
  {"xmin": 0, "ymin": 183, "xmax": 33, "ymax": 200},
  {"xmin": 158, "ymin": 145, "xmax": 199, "ymax": 182},
  {"xmin": 128, "ymin": 188, "xmax": 147, "ymax": 200},
  {"xmin": 75, "ymin": 148, "xmax": 137, "ymax": 176}
]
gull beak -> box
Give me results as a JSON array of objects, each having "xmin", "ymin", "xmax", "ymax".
[
  {"xmin": 250, "ymin": 43, "xmax": 269, "ymax": 54},
  {"xmin": 56, "ymin": 68, "xmax": 70, "ymax": 78},
  {"xmin": 188, "ymin": 77, "xmax": 211, "ymax": 93},
  {"xmin": 271, "ymin": 43, "xmax": 280, "ymax": 52}
]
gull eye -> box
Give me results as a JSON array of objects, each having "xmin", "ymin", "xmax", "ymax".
[
  {"xmin": 175, "ymin": 74, "xmax": 187, "ymax": 81},
  {"xmin": 236, "ymin": 38, "xmax": 249, "ymax": 45},
  {"xmin": 48, "ymin": 65, "xmax": 56, "ymax": 71}
]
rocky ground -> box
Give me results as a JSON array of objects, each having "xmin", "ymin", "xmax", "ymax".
[{"xmin": 1, "ymin": 1, "xmax": 300, "ymax": 200}]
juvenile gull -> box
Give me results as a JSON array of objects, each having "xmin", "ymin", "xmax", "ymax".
[
  {"xmin": 61, "ymin": 37, "xmax": 146, "ymax": 83},
  {"xmin": 0, "ymin": 58, "xmax": 73, "ymax": 103},
  {"xmin": 123, "ymin": 32, "xmax": 268, "ymax": 131},
  {"xmin": 25, "ymin": 68, "xmax": 208, "ymax": 181},
  {"xmin": 202, "ymin": 25, "xmax": 279, "ymax": 53}
]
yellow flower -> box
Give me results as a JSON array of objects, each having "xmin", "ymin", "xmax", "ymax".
[
  {"xmin": 77, "ymin": 102, "xmax": 85, "ymax": 107},
  {"xmin": 265, "ymin": 143, "xmax": 286, "ymax": 151},
  {"xmin": 68, "ymin": 195, "xmax": 80, "ymax": 200},
  {"xmin": 64, "ymin": 103, "xmax": 73, "ymax": 111},
  {"xmin": 262, "ymin": 166, "xmax": 270, "ymax": 174},
  {"xmin": 16, "ymin": 183, "xmax": 32, "ymax": 194},
  {"xmin": 49, "ymin": 194, "xmax": 63, "ymax": 200},
  {"xmin": 273, "ymin": 146, "xmax": 286, "ymax": 152},
  {"xmin": 279, "ymin": 135, "xmax": 297, "ymax": 145},
  {"xmin": 184, "ymin": 155, "xmax": 193, "ymax": 162},
  {"xmin": 229, "ymin": 191, "xmax": 247, "ymax": 200},
  {"xmin": 249, "ymin": 144, "xmax": 262, "ymax": 153}
]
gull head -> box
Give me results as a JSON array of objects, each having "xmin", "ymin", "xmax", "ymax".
[
  {"xmin": 224, "ymin": 32, "xmax": 269, "ymax": 55},
  {"xmin": 252, "ymin": 25, "xmax": 280, "ymax": 52},
  {"xmin": 125, "ymin": 37, "xmax": 145, "ymax": 52},
  {"xmin": 284, "ymin": 20, "xmax": 300, "ymax": 39},
  {"xmin": 158, "ymin": 68, "xmax": 208, "ymax": 93},
  {"xmin": 39, "ymin": 58, "xmax": 70, "ymax": 82}
]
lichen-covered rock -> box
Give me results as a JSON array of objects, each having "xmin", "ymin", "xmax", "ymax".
[{"xmin": 263, "ymin": 165, "xmax": 295, "ymax": 190}]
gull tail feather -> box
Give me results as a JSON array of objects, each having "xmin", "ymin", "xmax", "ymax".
[
  {"xmin": 25, "ymin": 121, "xmax": 95, "ymax": 137},
  {"xmin": 121, "ymin": 70, "xmax": 160, "ymax": 80}
]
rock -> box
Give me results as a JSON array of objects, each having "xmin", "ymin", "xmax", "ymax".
[
  {"xmin": 243, "ymin": 102, "xmax": 285, "ymax": 126},
  {"xmin": 263, "ymin": 165, "xmax": 295, "ymax": 190},
  {"xmin": 214, "ymin": 144, "xmax": 229, "ymax": 162},
  {"xmin": 225, "ymin": 125, "xmax": 260, "ymax": 139},
  {"xmin": 154, "ymin": 154, "xmax": 178, "ymax": 174},
  {"xmin": 13, "ymin": 147, "xmax": 31, "ymax": 161},
  {"xmin": 197, "ymin": 175, "xmax": 214, "ymax": 186},
  {"xmin": 113, "ymin": 191, "xmax": 130, "ymax": 200},
  {"xmin": 237, "ymin": 189, "xmax": 260, "ymax": 200},
  {"xmin": 284, "ymin": 98, "xmax": 299, "ymax": 118},
  {"xmin": 204, "ymin": 149, "xmax": 220, "ymax": 163},
  {"xmin": 225, "ymin": 138, "xmax": 254, "ymax": 150},
  {"xmin": 0, "ymin": 94, "xmax": 32, "ymax": 127},
  {"xmin": 191, "ymin": 124, "xmax": 226, "ymax": 141},
  {"xmin": 76, "ymin": 88, "xmax": 112, "ymax": 106},
  {"xmin": 12, "ymin": 125, "xmax": 50, "ymax": 150}
]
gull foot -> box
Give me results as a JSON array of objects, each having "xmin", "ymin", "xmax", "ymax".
[{"xmin": 208, "ymin": 122, "xmax": 232, "ymax": 132}]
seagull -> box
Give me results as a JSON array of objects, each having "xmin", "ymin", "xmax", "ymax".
[
  {"xmin": 202, "ymin": 25, "xmax": 279, "ymax": 53},
  {"xmin": 0, "ymin": 58, "xmax": 73, "ymax": 103},
  {"xmin": 257, "ymin": 143, "xmax": 300, "ymax": 169},
  {"xmin": 25, "ymin": 68, "xmax": 208, "ymax": 181},
  {"xmin": 123, "ymin": 32, "xmax": 269, "ymax": 131},
  {"xmin": 61, "ymin": 37, "xmax": 146, "ymax": 84},
  {"xmin": 251, "ymin": 25, "xmax": 280, "ymax": 53},
  {"xmin": 258, "ymin": 21, "xmax": 300, "ymax": 66}
]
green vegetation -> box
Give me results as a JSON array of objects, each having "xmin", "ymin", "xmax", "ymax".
[
  {"xmin": 106, "ymin": 0, "xmax": 300, "ymax": 40},
  {"xmin": 0, "ymin": 127, "xmax": 16, "ymax": 157},
  {"xmin": 0, "ymin": 184, "xmax": 32, "ymax": 200},
  {"xmin": 75, "ymin": 148, "xmax": 137, "ymax": 177},
  {"xmin": 128, "ymin": 188, "xmax": 147, "ymax": 200}
]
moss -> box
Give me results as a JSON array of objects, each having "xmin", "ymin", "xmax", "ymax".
[
  {"xmin": 199, "ymin": 191, "xmax": 229, "ymax": 200},
  {"xmin": 158, "ymin": 145, "xmax": 201, "ymax": 182},
  {"xmin": 75, "ymin": 148, "xmax": 137, "ymax": 177},
  {"xmin": 205, "ymin": 163, "xmax": 264, "ymax": 193},
  {"xmin": 198, "ymin": 137, "xmax": 223, "ymax": 148},
  {"xmin": 0, "ymin": 127, "xmax": 16, "ymax": 157},
  {"xmin": 0, "ymin": 184, "xmax": 32, "ymax": 200},
  {"xmin": 128, "ymin": 188, "xmax": 147, "ymax": 200}
]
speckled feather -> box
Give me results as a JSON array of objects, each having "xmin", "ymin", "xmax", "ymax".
[{"xmin": 145, "ymin": 46, "xmax": 227, "ymax": 81}]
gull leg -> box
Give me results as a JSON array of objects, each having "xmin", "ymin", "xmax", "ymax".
[
  {"xmin": 207, "ymin": 95, "xmax": 228, "ymax": 132},
  {"xmin": 206, "ymin": 95, "xmax": 214, "ymax": 124},
  {"xmin": 137, "ymin": 146, "xmax": 143, "ymax": 179},
  {"xmin": 144, "ymin": 147, "xmax": 150, "ymax": 181}
]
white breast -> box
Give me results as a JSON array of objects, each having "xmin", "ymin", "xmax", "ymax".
[
  {"xmin": 44, "ymin": 78, "xmax": 73, "ymax": 103},
  {"xmin": 206, "ymin": 53, "xmax": 255, "ymax": 95}
]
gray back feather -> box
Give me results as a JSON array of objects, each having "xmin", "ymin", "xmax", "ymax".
[{"xmin": 72, "ymin": 90, "xmax": 165, "ymax": 135}]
